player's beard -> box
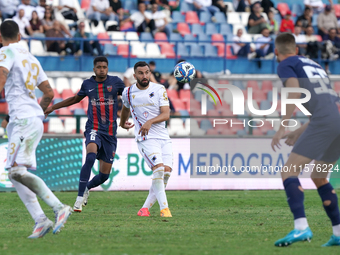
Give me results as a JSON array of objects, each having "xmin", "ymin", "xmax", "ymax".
[{"xmin": 137, "ymin": 78, "xmax": 150, "ymax": 88}]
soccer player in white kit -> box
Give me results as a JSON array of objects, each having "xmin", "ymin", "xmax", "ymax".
[
  {"xmin": 120, "ymin": 61, "xmax": 172, "ymax": 217},
  {"xmin": 0, "ymin": 20, "xmax": 72, "ymax": 238}
]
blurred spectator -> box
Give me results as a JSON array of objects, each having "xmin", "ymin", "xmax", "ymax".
[
  {"xmin": 193, "ymin": 0, "xmax": 220, "ymax": 15},
  {"xmin": 123, "ymin": 67, "xmax": 136, "ymax": 87},
  {"xmin": 150, "ymin": 4, "xmax": 171, "ymax": 37},
  {"xmin": 13, "ymin": 9, "xmax": 32, "ymax": 38},
  {"xmin": 255, "ymin": 28, "xmax": 274, "ymax": 61},
  {"xmin": 57, "ymin": 0, "xmax": 78, "ymax": 22},
  {"xmin": 317, "ymin": 5, "xmax": 338, "ymax": 39},
  {"xmin": 322, "ymin": 28, "xmax": 340, "ymax": 66},
  {"xmin": 248, "ymin": 3, "xmax": 267, "ymax": 34},
  {"xmin": 305, "ymin": 25, "xmax": 321, "ymax": 59},
  {"xmin": 304, "ymin": 0, "xmax": 330, "ymax": 14},
  {"xmin": 87, "ymin": 0, "xmax": 119, "ymax": 26},
  {"xmin": 121, "ymin": 3, "xmax": 152, "ymax": 33},
  {"xmin": 151, "ymin": 0, "xmax": 172, "ymax": 11},
  {"xmin": 296, "ymin": 7, "xmax": 312, "ymax": 32},
  {"xmin": 29, "ymin": 11, "xmax": 45, "ymax": 38},
  {"xmin": 232, "ymin": 28, "xmax": 256, "ymax": 59},
  {"xmin": 109, "ymin": 0, "xmax": 124, "ymax": 22},
  {"xmin": 42, "ymin": 8, "xmax": 72, "ymax": 36},
  {"xmin": 267, "ymin": 10, "xmax": 278, "ymax": 34},
  {"xmin": 36, "ymin": 0, "xmax": 47, "ymax": 20},
  {"xmin": 45, "ymin": 20, "xmax": 76, "ymax": 55},
  {"xmin": 293, "ymin": 25, "xmax": 307, "ymax": 55},
  {"xmin": 17, "ymin": 0, "xmax": 35, "ymax": 21},
  {"xmin": 73, "ymin": 21, "xmax": 103, "ymax": 56},
  {"xmin": 212, "ymin": 0, "xmax": 227, "ymax": 15},
  {"xmin": 280, "ymin": 10, "xmax": 294, "ymax": 33},
  {"xmin": 0, "ymin": 0, "xmax": 19, "ymax": 20},
  {"xmin": 149, "ymin": 61, "xmax": 162, "ymax": 83},
  {"xmin": 261, "ymin": 0, "xmax": 276, "ymax": 16}
]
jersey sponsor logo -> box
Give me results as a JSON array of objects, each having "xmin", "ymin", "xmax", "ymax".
[
  {"xmin": 0, "ymin": 53, "xmax": 6, "ymax": 62},
  {"xmin": 91, "ymin": 97, "xmax": 114, "ymax": 106},
  {"xmin": 107, "ymin": 85, "xmax": 112, "ymax": 92},
  {"xmin": 151, "ymin": 155, "xmax": 157, "ymax": 162},
  {"xmin": 143, "ymin": 111, "xmax": 149, "ymax": 118},
  {"xmin": 163, "ymin": 91, "xmax": 168, "ymax": 101},
  {"xmin": 89, "ymin": 88, "xmax": 95, "ymax": 92},
  {"xmin": 149, "ymin": 92, "xmax": 154, "ymax": 98},
  {"xmin": 132, "ymin": 102, "xmax": 155, "ymax": 108},
  {"xmin": 19, "ymin": 136, "xmax": 24, "ymax": 142},
  {"xmin": 132, "ymin": 95, "xmax": 135, "ymax": 99}
]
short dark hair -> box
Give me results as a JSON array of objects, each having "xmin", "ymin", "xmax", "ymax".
[
  {"xmin": 93, "ymin": 56, "xmax": 108, "ymax": 66},
  {"xmin": 275, "ymin": 32, "xmax": 296, "ymax": 55},
  {"xmin": 304, "ymin": 7, "xmax": 311, "ymax": 11},
  {"xmin": 149, "ymin": 60, "xmax": 156, "ymax": 66},
  {"xmin": 0, "ymin": 20, "xmax": 19, "ymax": 40},
  {"xmin": 329, "ymin": 27, "xmax": 337, "ymax": 32},
  {"xmin": 134, "ymin": 61, "xmax": 150, "ymax": 71}
]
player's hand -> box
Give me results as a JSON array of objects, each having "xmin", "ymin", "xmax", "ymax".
[
  {"xmin": 283, "ymin": 130, "xmax": 300, "ymax": 146},
  {"xmin": 271, "ymin": 128, "xmax": 285, "ymax": 152},
  {"xmin": 139, "ymin": 121, "xmax": 152, "ymax": 137},
  {"xmin": 44, "ymin": 106, "xmax": 54, "ymax": 118},
  {"xmin": 120, "ymin": 121, "xmax": 134, "ymax": 130}
]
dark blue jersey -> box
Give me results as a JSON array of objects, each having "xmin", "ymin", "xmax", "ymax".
[
  {"xmin": 277, "ymin": 56, "xmax": 339, "ymax": 121},
  {"xmin": 77, "ymin": 75, "xmax": 125, "ymax": 136}
]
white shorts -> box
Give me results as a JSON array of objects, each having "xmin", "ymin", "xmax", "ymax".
[
  {"xmin": 5, "ymin": 117, "xmax": 43, "ymax": 170},
  {"xmin": 137, "ymin": 138, "xmax": 173, "ymax": 169}
]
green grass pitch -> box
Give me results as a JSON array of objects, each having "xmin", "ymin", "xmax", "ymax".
[{"xmin": 1, "ymin": 190, "xmax": 340, "ymax": 255}]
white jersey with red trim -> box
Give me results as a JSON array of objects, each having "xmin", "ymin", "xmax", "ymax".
[{"xmin": 122, "ymin": 82, "xmax": 170, "ymax": 141}]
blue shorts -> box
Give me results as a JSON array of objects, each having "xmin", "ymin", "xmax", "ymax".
[
  {"xmin": 292, "ymin": 120, "xmax": 340, "ymax": 162},
  {"xmin": 84, "ymin": 129, "xmax": 117, "ymax": 164}
]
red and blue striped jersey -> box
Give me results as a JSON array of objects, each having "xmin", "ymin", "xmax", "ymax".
[{"xmin": 77, "ymin": 75, "xmax": 125, "ymax": 136}]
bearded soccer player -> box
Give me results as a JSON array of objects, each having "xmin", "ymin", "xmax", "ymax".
[
  {"xmin": 0, "ymin": 20, "xmax": 72, "ymax": 238},
  {"xmin": 45, "ymin": 57, "xmax": 132, "ymax": 212},
  {"xmin": 272, "ymin": 32, "xmax": 340, "ymax": 247},
  {"xmin": 120, "ymin": 61, "xmax": 172, "ymax": 217}
]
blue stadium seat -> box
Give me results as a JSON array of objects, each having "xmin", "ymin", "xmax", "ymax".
[
  {"xmin": 205, "ymin": 23, "xmax": 218, "ymax": 35},
  {"xmin": 54, "ymin": 98, "xmax": 64, "ymax": 104},
  {"xmin": 266, "ymin": 130, "xmax": 276, "ymax": 136},
  {"xmin": 35, "ymin": 89, "xmax": 44, "ymax": 98},
  {"xmin": 177, "ymin": 43, "xmax": 190, "ymax": 57},
  {"xmin": 233, "ymin": 80, "xmax": 245, "ymax": 89},
  {"xmin": 194, "ymin": 90, "xmax": 205, "ymax": 101},
  {"xmin": 103, "ymin": 44, "xmax": 117, "ymax": 55},
  {"xmin": 198, "ymin": 34, "xmax": 211, "ymax": 47},
  {"xmin": 312, "ymin": 14, "xmax": 318, "ymax": 26},
  {"xmin": 124, "ymin": 0, "xmax": 137, "ymax": 11},
  {"xmin": 260, "ymin": 100, "xmax": 272, "ymax": 110},
  {"xmin": 191, "ymin": 24, "xmax": 204, "ymax": 35},
  {"xmin": 184, "ymin": 34, "xmax": 197, "ymax": 47},
  {"xmin": 237, "ymin": 130, "xmax": 247, "ymax": 136},
  {"xmin": 292, "ymin": 3, "xmax": 303, "ymax": 17},
  {"xmin": 204, "ymin": 44, "xmax": 218, "ymax": 57},
  {"xmin": 219, "ymin": 23, "xmax": 233, "ymax": 37},
  {"xmin": 172, "ymin": 11, "xmax": 185, "ymax": 23},
  {"xmin": 214, "ymin": 12, "xmax": 226, "ymax": 23},
  {"xmin": 200, "ymin": 11, "xmax": 212, "ymax": 23},
  {"xmin": 274, "ymin": 13, "xmax": 282, "ymax": 24},
  {"xmin": 200, "ymin": 119, "xmax": 213, "ymax": 131},
  {"xmin": 190, "ymin": 44, "xmax": 204, "ymax": 57},
  {"xmin": 140, "ymin": 32, "xmax": 153, "ymax": 42},
  {"xmin": 180, "ymin": 1, "xmax": 194, "ymax": 12},
  {"xmin": 169, "ymin": 33, "xmax": 183, "ymax": 43},
  {"xmin": 74, "ymin": 109, "xmax": 86, "ymax": 115}
]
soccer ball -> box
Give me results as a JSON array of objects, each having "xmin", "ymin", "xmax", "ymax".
[{"xmin": 173, "ymin": 61, "xmax": 196, "ymax": 83}]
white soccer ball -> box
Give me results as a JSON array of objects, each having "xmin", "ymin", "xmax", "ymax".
[{"xmin": 173, "ymin": 61, "xmax": 196, "ymax": 83}]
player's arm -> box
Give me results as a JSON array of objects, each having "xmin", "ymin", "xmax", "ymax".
[
  {"xmin": 271, "ymin": 77, "xmax": 301, "ymax": 151},
  {"xmin": 139, "ymin": 106, "xmax": 170, "ymax": 136},
  {"xmin": 119, "ymin": 105, "xmax": 134, "ymax": 130},
  {"xmin": 38, "ymin": 80, "xmax": 54, "ymax": 112},
  {"xmin": 44, "ymin": 95, "xmax": 84, "ymax": 115},
  {"xmin": 0, "ymin": 67, "xmax": 9, "ymax": 93}
]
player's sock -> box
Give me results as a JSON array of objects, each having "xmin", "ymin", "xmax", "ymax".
[
  {"xmin": 164, "ymin": 171, "xmax": 171, "ymax": 187},
  {"xmin": 10, "ymin": 166, "xmax": 64, "ymax": 212},
  {"xmin": 283, "ymin": 177, "xmax": 308, "ymax": 230},
  {"xmin": 317, "ymin": 182, "xmax": 340, "ymax": 236},
  {"xmin": 9, "ymin": 176, "xmax": 46, "ymax": 222},
  {"xmin": 87, "ymin": 172, "xmax": 110, "ymax": 189},
  {"xmin": 78, "ymin": 152, "xmax": 96, "ymax": 197},
  {"xmin": 152, "ymin": 166, "xmax": 168, "ymax": 210}
]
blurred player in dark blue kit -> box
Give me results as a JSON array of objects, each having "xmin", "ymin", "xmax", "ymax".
[
  {"xmin": 271, "ymin": 33, "xmax": 340, "ymax": 247},
  {"xmin": 45, "ymin": 57, "xmax": 134, "ymax": 212}
]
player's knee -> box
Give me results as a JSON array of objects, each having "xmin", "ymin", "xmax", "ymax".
[
  {"xmin": 99, "ymin": 172, "xmax": 110, "ymax": 182},
  {"xmin": 153, "ymin": 163, "xmax": 164, "ymax": 171},
  {"xmin": 311, "ymin": 177, "xmax": 328, "ymax": 187},
  {"xmin": 9, "ymin": 166, "xmax": 27, "ymax": 182},
  {"xmin": 164, "ymin": 166, "xmax": 172, "ymax": 172},
  {"xmin": 153, "ymin": 166, "xmax": 164, "ymax": 179},
  {"xmin": 85, "ymin": 152, "xmax": 96, "ymax": 165}
]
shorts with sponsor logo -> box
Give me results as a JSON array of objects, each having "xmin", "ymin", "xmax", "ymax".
[
  {"xmin": 84, "ymin": 129, "xmax": 117, "ymax": 164},
  {"xmin": 6, "ymin": 116, "xmax": 43, "ymax": 170},
  {"xmin": 137, "ymin": 138, "xmax": 173, "ymax": 169},
  {"xmin": 292, "ymin": 119, "xmax": 340, "ymax": 162}
]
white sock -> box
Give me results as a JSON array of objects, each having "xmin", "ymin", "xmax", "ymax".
[
  {"xmin": 294, "ymin": 217, "xmax": 309, "ymax": 231},
  {"xmin": 10, "ymin": 167, "xmax": 63, "ymax": 212},
  {"xmin": 143, "ymin": 171, "xmax": 171, "ymax": 209},
  {"xmin": 333, "ymin": 224, "xmax": 340, "ymax": 237},
  {"xmin": 151, "ymin": 166, "xmax": 168, "ymax": 210},
  {"xmin": 10, "ymin": 177, "xmax": 45, "ymax": 222}
]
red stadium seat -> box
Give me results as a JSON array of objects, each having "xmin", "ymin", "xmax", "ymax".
[
  {"xmin": 179, "ymin": 89, "xmax": 191, "ymax": 100},
  {"xmin": 252, "ymin": 128, "xmax": 264, "ymax": 136},
  {"xmin": 161, "ymin": 43, "xmax": 176, "ymax": 58},
  {"xmin": 117, "ymin": 44, "xmax": 129, "ymax": 57},
  {"xmin": 167, "ymin": 89, "xmax": 179, "ymax": 99},
  {"xmin": 185, "ymin": 11, "xmax": 200, "ymax": 24},
  {"xmin": 43, "ymin": 122, "xmax": 49, "ymax": 133},
  {"xmin": 171, "ymin": 98, "xmax": 186, "ymax": 111},
  {"xmin": 177, "ymin": 23, "xmax": 191, "ymax": 36},
  {"xmin": 211, "ymin": 34, "xmax": 224, "ymax": 43},
  {"xmin": 261, "ymin": 80, "xmax": 273, "ymax": 92},
  {"xmin": 61, "ymin": 89, "xmax": 73, "ymax": 99},
  {"xmin": 277, "ymin": 3, "xmax": 290, "ymax": 16},
  {"xmin": 58, "ymin": 108, "xmax": 72, "ymax": 120},
  {"xmin": 334, "ymin": 81, "xmax": 340, "ymax": 92},
  {"xmin": 334, "ymin": 4, "xmax": 340, "ymax": 18},
  {"xmin": 154, "ymin": 32, "xmax": 168, "ymax": 46},
  {"xmin": 68, "ymin": 103, "xmax": 82, "ymax": 112},
  {"xmin": 53, "ymin": 89, "xmax": 61, "ymax": 99},
  {"xmin": 0, "ymin": 102, "xmax": 8, "ymax": 114},
  {"xmin": 120, "ymin": 21, "xmax": 134, "ymax": 31},
  {"xmin": 97, "ymin": 32, "xmax": 111, "ymax": 45},
  {"xmin": 226, "ymin": 45, "xmax": 237, "ymax": 59},
  {"xmin": 221, "ymin": 129, "xmax": 234, "ymax": 135},
  {"xmin": 169, "ymin": 0, "xmax": 177, "ymax": 7},
  {"xmin": 252, "ymin": 90, "xmax": 266, "ymax": 104},
  {"xmin": 206, "ymin": 129, "xmax": 219, "ymax": 135},
  {"xmin": 315, "ymin": 35, "xmax": 322, "ymax": 42},
  {"xmin": 247, "ymin": 80, "xmax": 259, "ymax": 90},
  {"xmin": 81, "ymin": 0, "xmax": 91, "ymax": 10},
  {"xmin": 207, "ymin": 109, "xmax": 220, "ymax": 116}
]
